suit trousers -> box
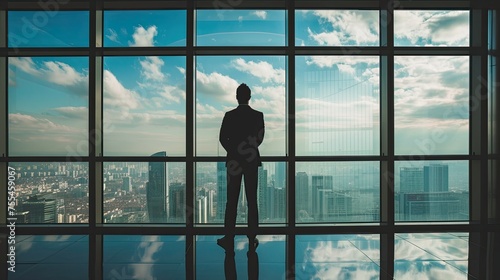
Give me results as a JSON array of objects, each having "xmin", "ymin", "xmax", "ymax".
[{"xmin": 224, "ymin": 164, "xmax": 259, "ymax": 239}]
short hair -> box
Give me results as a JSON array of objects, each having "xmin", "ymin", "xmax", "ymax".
[{"xmin": 236, "ymin": 83, "xmax": 251, "ymax": 103}]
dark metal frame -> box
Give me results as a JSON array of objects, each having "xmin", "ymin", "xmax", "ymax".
[{"xmin": 1, "ymin": 1, "xmax": 499, "ymax": 279}]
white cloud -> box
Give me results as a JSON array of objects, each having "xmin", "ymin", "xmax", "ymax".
[
  {"xmin": 52, "ymin": 106, "xmax": 88, "ymax": 119},
  {"xmin": 103, "ymin": 70, "xmax": 140, "ymax": 109},
  {"xmin": 106, "ymin": 28, "xmax": 120, "ymax": 43},
  {"xmin": 253, "ymin": 11, "xmax": 267, "ymax": 19},
  {"xmin": 129, "ymin": 25, "xmax": 158, "ymax": 46},
  {"xmin": 394, "ymin": 11, "xmax": 469, "ymax": 46},
  {"xmin": 140, "ymin": 56, "xmax": 165, "ymax": 81},
  {"xmin": 9, "ymin": 113, "xmax": 74, "ymax": 133},
  {"xmin": 196, "ymin": 70, "xmax": 239, "ymax": 102},
  {"xmin": 177, "ymin": 66, "xmax": 186, "ymax": 75},
  {"xmin": 158, "ymin": 85, "xmax": 185, "ymax": 103},
  {"xmin": 9, "ymin": 57, "xmax": 88, "ymax": 97},
  {"xmin": 308, "ymin": 10, "xmax": 379, "ymax": 45},
  {"xmin": 42, "ymin": 61, "xmax": 86, "ymax": 86},
  {"xmin": 232, "ymin": 58, "xmax": 285, "ymax": 84},
  {"xmin": 9, "ymin": 57, "xmax": 40, "ymax": 76}
]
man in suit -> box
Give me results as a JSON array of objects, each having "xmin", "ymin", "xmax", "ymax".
[{"xmin": 217, "ymin": 83, "xmax": 265, "ymax": 252}]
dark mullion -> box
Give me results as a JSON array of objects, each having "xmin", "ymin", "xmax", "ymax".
[
  {"xmin": 380, "ymin": 0, "xmax": 395, "ymax": 279},
  {"xmin": 185, "ymin": 1, "xmax": 195, "ymax": 280},
  {"xmin": 286, "ymin": 1, "xmax": 296, "ymax": 279},
  {"xmin": 1, "ymin": 9, "xmax": 7, "ymax": 278},
  {"xmin": 89, "ymin": 0, "xmax": 99, "ymax": 279},
  {"xmin": 479, "ymin": 5, "xmax": 490, "ymax": 280},
  {"xmin": 7, "ymin": 1, "xmax": 89, "ymax": 10}
]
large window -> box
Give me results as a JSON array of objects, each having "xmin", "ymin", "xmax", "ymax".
[{"xmin": 1, "ymin": 1, "xmax": 498, "ymax": 280}]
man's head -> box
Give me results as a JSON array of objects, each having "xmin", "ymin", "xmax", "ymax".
[{"xmin": 236, "ymin": 83, "xmax": 251, "ymax": 104}]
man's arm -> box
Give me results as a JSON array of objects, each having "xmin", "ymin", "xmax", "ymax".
[
  {"xmin": 219, "ymin": 113, "xmax": 230, "ymax": 152},
  {"xmin": 257, "ymin": 112, "xmax": 265, "ymax": 147}
]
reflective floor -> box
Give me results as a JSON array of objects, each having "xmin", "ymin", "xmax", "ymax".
[{"xmin": 7, "ymin": 233, "xmax": 476, "ymax": 280}]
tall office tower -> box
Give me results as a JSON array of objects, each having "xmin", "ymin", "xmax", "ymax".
[
  {"xmin": 122, "ymin": 176, "xmax": 132, "ymax": 192},
  {"xmin": 257, "ymin": 166, "xmax": 269, "ymax": 221},
  {"xmin": 424, "ymin": 164, "xmax": 449, "ymax": 192},
  {"xmin": 273, "ymin": 187, "xmax": 286, "ymax": 220},
  {"xmin": 22, "ymin": 196, "xmax": 57, "ymax": 223},
  {"xmin": 216, "ymin": 162, "xmax": 227, "ymax": 221},
  {"xmin": 312, "ymin": 175, "xmax": 325, "ymax": 219},
  {"xmin": 400, "ymin": 167, "xmax": 424, "ymax": 193},
  {"xmin": 169, "ymin": 182, "xmax": 185, "ymax": 222},
  {"xmin": 147, "ymin": 151, "xmax": 168, "ymax": 223},
  {"xmin": 207, "ymin": 189, "xmax": 215, "ymax": 220},
  {"xmin": 275, "ymin": 162, "xmax": 286, "ymax": 189},
  {"xmin": 196, "ymin": 195, "xmax": 208, "ymax": 223},
  {"xmin": 296, "ymin": 172, "xmax": 311, "ymax": 220}
]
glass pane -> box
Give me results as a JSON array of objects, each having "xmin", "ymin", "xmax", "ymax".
[
  {"xmin": 394, "ymin": 56, "xmax": 469, "ymax": 155},
  {"xmin": 103, "ymin": 56, "xmax": 185, "ymax": 156},
  {"xmin": 8, "ymin": 57, "xmax": 88, "ymax": 156},
  {"xmin": 395, "ymin": 161, "xmax": 469, "ymax": 222},
  {"xmin": 196, "ymin": 235, "xmax": 285, "ymax": 279},
  {"xmin": 104, "ymin": 10, "xmax": 186, "ymax": 47},
  {"xmin": 195, "ymin": 162, "xmax": 286, "ymax": 224},
  {"xmin": 395, "ymin": 233, "xmax": 469, "ymax": 279},
  {"xmin": 296, "ymin": 56, "xmax": 380, "ymax": 156},
  {"xmin": 395, "ymin": 11, "xmax": 469, "ymax": 46},
  {"xmin": 103, "ymin": 161, "xmax": 186, "ymax": 223},
  {"xmin": 8, "ymin": 162, "xmax": 88, "ymax": 224},
  {"xmin": 196, "ymin": 10, "xmax": 285, "ymax": 46},
  {"xmin": 103, "ymin": 235, "xmax": 185, "ymax": 279},
  {"xmin": 8, "ymin": 11, "xmax": 89, "ymax": 48},
  {"xmin": 296, "ymin": 162, "xmax": 380, "ymax": 223},
  {"xmin": 296, "ymin": 234, "xmax": 380, "ymax": 279},
  {"xmin": 296, "ymin": 10, "xmax": 379, "ymax": 46},
  {"xmin": 196, "ymin": 56, "xmax": 286, "ymax": 156},
  {"xmin": 9, "ymin": 235, "xmax": 88, "ymax": 280}
]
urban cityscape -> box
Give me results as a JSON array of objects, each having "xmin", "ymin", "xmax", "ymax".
[{"xmin": 10, "ymin": 158, "xmax": 469, "ymax": 224}]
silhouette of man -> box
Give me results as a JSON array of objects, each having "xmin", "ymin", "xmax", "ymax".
[{"xmin": 218, "ymin": 83, "xmax": 265, "ymax": 251}]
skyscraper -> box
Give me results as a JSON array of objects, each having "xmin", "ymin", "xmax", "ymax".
[
  {"xmin": 424, "ymin": 164, "xmax": 449, "ymax": 192},
  {"xmin": 400, "ymin": 167, "xmax": 424, "ymax": 193},
  {"xmin": 274, "ymin": 162, "xmax": 286, "ymax": 189},
  {"xmin": 216, "ymin": 161, "xmax": 227, "ymax": 221},
  {"xmin": 22, "ymin": 196, "xmax": 57, "ymax": 223},
  {"xmin": 296, "ymin": 172, "xmax": 311, "ymax": 220},
  {"xmin": 169, "ymin": 182, "xmax": 185, "ymax": 222},
  {"xmin": 147, "ymin": 151, "xmax": 168, "ymax": 223},
  {"xmin": 257, "ymin": 166, "xmax": 269, "ymax": 221}
]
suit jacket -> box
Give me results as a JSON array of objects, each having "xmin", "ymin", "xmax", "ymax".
[{"xmin": 219, "ymin": 105, "xmax": 265, "ymax": 168}]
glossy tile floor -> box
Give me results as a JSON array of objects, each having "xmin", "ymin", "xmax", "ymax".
[{"xmin": 7, "ymin": 233, "xmax": 475, "ymax": 280}]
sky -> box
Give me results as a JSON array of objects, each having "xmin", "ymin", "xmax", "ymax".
[{"xmin": 7, "ymin": 9, "xmax": 471, "ymax": 157}]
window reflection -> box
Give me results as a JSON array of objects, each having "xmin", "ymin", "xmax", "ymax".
[
  {"xmin": 10, "ymin": 235, "xmax": 88, "ymax": 280},
  {"xmin": 103, "ymin": 235, "xmax": 185, "ymax": 280},
  {"xmin": 395, "ymin": 233, "xmax": 469, "ymax": 279},
  {"xmin": 296, "ymin": 235, "xmax": 380, "ymax": 279}
]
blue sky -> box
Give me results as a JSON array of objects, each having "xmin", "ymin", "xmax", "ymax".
[{"xmin": 7, "ymin": 9, "xmax": 470, "ymax": 156}]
